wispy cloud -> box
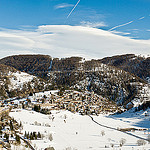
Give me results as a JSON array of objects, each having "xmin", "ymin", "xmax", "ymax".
[
  {"xmin": 0, "ymin": 25, "xmax": 149, "ymax": 59},
  {"xmin": 80, "ymin": 21, "xmax": 107, "ymax": 28},
  {"xmin": 55, "ymin": 3, "xmax": 73, "ymax": 9}
]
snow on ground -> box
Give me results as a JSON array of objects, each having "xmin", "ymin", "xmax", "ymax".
[
  {"xmin": 110, "ymin": 108, "xmax": 150, "ymax": 129},
  {"xmin": 9, "ymin": 71, "xmax": 34, "ymax": 90},
  {"xmin": 29, "ymin": 90, "xmax": 58, "ymax": 103},
  {"xmin": 10, "ymin": 109, "xmax": 150, "ymax": 150}
]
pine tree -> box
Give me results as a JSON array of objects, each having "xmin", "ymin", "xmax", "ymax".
[
  {"xmin": 34, "ymin": 133, "xmax": 37, "ymax": 140},
  {"xmin": 16, "ymin": 134, "xmax": 21, "ymax": 144},
  {"xmin": 30, "ymin": 132, "xmax": 34, "ymax": 140},
  {"xmin": 33, "ymin": 132, "xmax": 37, "ymax": 140},
  {"xmin": 26, "ymin": 132, "xmax": 29, "ymax": 139},
  {"xmin": 24, "ymin": 131, "xmax": 27, "ymax": 138},
  {"xmin": 37, "ymin": 132, "xmax": 41, "ymax": 139},
  {"xmin": 10, "ymin": 120, "xmax": 13, "ymax": 131}
]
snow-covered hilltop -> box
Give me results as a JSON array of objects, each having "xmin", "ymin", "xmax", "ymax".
[
  {"xmin": 8, "ymin": 72, "xmax": 35, "ymax": 90},
  {"xmin": 0, "ymin": 64, "xmax": 51, "ymax": 100}
]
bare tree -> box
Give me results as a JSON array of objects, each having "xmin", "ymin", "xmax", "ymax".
[
  {"xmin": 137, "ymin": 139, "xmax": 146, "ymax": 146},
  {"xmin": 65, "ymin": 148, "xmax": 72, "ymax": 150},
  {"xmin": 101, "ymin": 130, "xmax": 105, "ymax": 136},
  {"xmin": 119, "ymin": 138, "xmax": 126, "ymax": 147},
  {"xmin": 48, "ymin": 133, "xmax": 53, "ymax": 141},
  {"xmin": 64, "ymin": 114, "xmax": 67, "ymax": 119},
  {"xmin": 110, "ymin": 143, "xmax": 114, "ymax": 147},
  {"xmin": 41, "ymin": 134, "xmax": 45, "ymax": 140}
]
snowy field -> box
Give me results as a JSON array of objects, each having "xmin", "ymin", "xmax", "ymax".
[{"xmin": 10, "ymin": 109, "xmax": 150, "ymax": 150}]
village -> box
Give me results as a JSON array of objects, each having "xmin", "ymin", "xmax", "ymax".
[
  {"xmin": 0, "ymin": 90, "xmax": 120, "ymax": 116},
  {"xmin": 0, "ymin": 90, "xmax": 117, "ymax": 149}
]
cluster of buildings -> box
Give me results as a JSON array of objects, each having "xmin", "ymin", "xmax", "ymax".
[
  {"xmin": 32, "ymin": 90, "xmax": 119, "ymax": 115},
  {"xmin": 0, "ymin": 90, "xmax": 119, "ymax": 115}
]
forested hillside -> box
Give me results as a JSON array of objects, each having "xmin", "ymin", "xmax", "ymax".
[
  {"xmin": 0, "ymin": 55, "xmax": 52, "ymax": 78},
  {"xmin": 0, "ymin": 54, "xmax": 149, "ymax": 106},
  {"xmin": 48, "ymin": 61, "xmax": 146, "ymax": 105},
  {"xmin": 99, "ymin": 54, "xmax": 150, "ymax": 82}
]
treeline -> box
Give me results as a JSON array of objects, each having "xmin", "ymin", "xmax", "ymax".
[
  {"xmin": 51, "ymin": 57, "xmax": 82, "ymax": 71},
  {"xmin": 50, "ymin": 63, "xmax": 144, "ymax": 105},
  {"xmin": 33, "ymin": 105, "xmax": 51, "ymax": 114},
  {"xmin": 0, "ymin": 54, "xmax": 149, "ymax": 82},
  {"xmin": 24, "ymin": 131, "xmax": 41, "ymax": 140}
]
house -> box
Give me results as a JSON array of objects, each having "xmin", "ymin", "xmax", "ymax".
[{"xmin": 126, "ymin": 102, "xmax": 134, "ymax": 110}]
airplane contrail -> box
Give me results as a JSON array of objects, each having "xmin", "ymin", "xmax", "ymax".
[
  {"xmin": 109, "ymin": 20, "xmax": 133, "ymax": 31},
  {"xmin": 138, "ymin": 16, "xmax": 145, "ymax": 20},
  {"xmin": 67, "ymin": 0, "xmax": 80, "ymax": 19},
  {"xmin": 109, "ymin": 15, "xmax": 148, "ymax": 31}
]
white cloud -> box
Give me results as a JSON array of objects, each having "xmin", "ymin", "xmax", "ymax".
[
  {"xmin": 110, "ymin": 30, "xmax": 131, "ymax": 36},
  {"xmin": 55, "ymin": 3, "xmax": 73, "ymax": 9},
  {"xmin": 0, "ymin": 25, "xmax": 149, "ymax": 59},
  {"xmin": 80, "ymin": 21, "xmax": 107, "ymax": 28}
]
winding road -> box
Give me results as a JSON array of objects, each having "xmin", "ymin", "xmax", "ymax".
[
  {"xmin": 19, "ymin": 136, "xmax": 35, "ymax": 150},
  {"xmin": 88, "ymin": 115, "xmax": 149, "ymax": 142}
]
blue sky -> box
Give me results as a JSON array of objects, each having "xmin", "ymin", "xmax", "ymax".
[{"xmin": 0, "ymin": 0, "xmax": 150, "ymax": 39}]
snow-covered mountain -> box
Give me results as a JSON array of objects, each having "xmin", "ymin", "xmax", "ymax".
[{"xmin": 0, "ymin": 54, "xmax": 149, "ymax": 107}]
